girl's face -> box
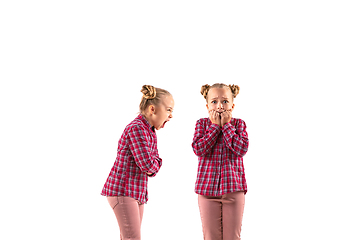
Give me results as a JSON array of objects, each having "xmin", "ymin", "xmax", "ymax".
[
  {"xmin": 147, "ymin": 95, "xmax": 174, "ymax": 130},
  {"xmin": 206, "ymin": 87, "xmax": 234, "ymax": 113}
]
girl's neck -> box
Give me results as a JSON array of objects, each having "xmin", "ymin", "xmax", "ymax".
[{"xmin": 141, "ymin": 113, "xmax": 152, "ymax": 126}]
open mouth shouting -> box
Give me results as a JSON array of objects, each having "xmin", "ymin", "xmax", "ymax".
[{"xmin": 162, "ymin": 120, "xmax": 168, "ymax": 128}]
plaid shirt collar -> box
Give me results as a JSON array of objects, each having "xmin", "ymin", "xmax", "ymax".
[{"xmin": 139, "ymin": 114, "xmax": 155, "ymax": 132}]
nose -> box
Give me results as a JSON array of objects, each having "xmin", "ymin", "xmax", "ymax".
[
  {"xmin": 217, "ymin": 102, "xmax": 223, "ymax": 109},
  {"xmin": 169, "ymin": 113, "xmax": 173, "ymax": 119}
]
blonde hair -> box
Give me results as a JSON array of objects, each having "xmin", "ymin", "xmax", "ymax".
[
  {"xmin": 200, "ymin": 83, "xmax": 240, "ymax": 101},
  {"xmin": 139, "ymin": 85, "xmax": 171, "ymax": 114}
]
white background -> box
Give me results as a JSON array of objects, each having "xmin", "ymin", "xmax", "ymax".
[{"xmin": 1, "ymin": 1, "xmax": 359, "ymax": 239}]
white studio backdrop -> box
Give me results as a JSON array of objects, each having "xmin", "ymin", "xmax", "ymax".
[{"xmin": 1, "ymin": 1, "xmax": 359, "ymax": 240}]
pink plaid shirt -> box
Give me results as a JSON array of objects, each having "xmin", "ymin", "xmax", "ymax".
[
  {"xmin": 101, "ymin": 114, "xmax": 162, "ymax": 204},
  {"xmin": 192, "ymin": 117, "xmax": 249, "ymax": 196}
]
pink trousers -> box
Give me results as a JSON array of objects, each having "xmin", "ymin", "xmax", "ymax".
[
  {"xmin": 198, "ymin": 191, "xmax": 245, "ymax": 240},
  {"xmin": 107, "ymin": 196, "xmax": 144, "ymax": 240}
]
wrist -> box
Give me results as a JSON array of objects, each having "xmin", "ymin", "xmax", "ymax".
[
  {"xmin": 211, "ymin": 122, "xmax": 221, "ymax": 128},
  {"xmin": 222, "ymin": 122, "xmax": 231, "ymax": 128}
]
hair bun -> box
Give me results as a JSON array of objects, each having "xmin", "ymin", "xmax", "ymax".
[
  {"xmin": 200, "ymin": 84, "xmax": 211, "ymax": 99},
  {"xmin": 141, "ymin": 85, "xmax": 156, "ymax": 99},
  {"xmin": 229, "ymin": 84, "xmax": 240, "ymax": 98}
]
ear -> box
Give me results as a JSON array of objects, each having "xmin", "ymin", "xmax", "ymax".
[
  {"xmin": 148, "ymin": 105, "xmax": 156, "ymax": 115},
  {"xmin": 206, "ymin": 103, "xmax": 209, "ymax": 111},
  {"xmin": 230, "ymin": 103, "xmax": 235, "ymax": 112}
]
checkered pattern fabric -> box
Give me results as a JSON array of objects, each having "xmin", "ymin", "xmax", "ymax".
[
  {"xmin": 192, "ymin": 118, "xmax": 249, "ymax": 196},
  {"xmin": 101, "ymin": 115, "xmax": 162, "ymax": 204}
]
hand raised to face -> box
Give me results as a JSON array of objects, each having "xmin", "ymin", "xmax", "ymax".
[
  {"xmin": 220, "ymin": 110, "xmax": 232, "ymax": 127},
  {"xmin": 209, "ymin": 110, "xmax": 221, "ymax": 126}
]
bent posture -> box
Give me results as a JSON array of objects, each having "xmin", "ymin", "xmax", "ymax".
[{"xmin": 101, "ymin": 85, "xmax": 174, "ymax": 240}]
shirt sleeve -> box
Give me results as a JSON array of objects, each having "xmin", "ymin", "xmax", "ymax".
[
  {"xmin": 128, "ymin": 125, "xmax": 162, "ymax": 176},
  {"xmin": 147, "ymin": 147, "xmax": 162, "ymax": 177},
  {"xmin": 222, "ymin": 119, "xmax": 249, "ymax": 157},
  {"xmin": 192, "ymin": 119, "xmax": 221, "ymax": 157}
]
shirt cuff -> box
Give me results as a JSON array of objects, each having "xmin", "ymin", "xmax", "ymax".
[
  {"xmin": 147, "ymin": 158, "xmax": 162, "ymax": 177},
  {"xmin": 222, "ymin": 122, "xmax": 235, "ymax": 134},
  {"xmin": 210, "ymin": 123, "xmax": 221, "ymax": 130}
]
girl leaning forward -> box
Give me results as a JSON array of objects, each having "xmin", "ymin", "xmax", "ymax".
[{"xmin": 101, "ymin": 85, "xmax": 174, "ymax": 240}]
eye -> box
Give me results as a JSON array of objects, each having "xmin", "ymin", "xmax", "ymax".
[
  {"xmin": 211, "ymin": 100, "xmax": 217, "ymax": 104},
  {"xmin": 223, "ymin": 100, "xmax": 229, "ymax": 104}
]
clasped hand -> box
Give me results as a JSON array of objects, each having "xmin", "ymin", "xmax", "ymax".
[{"xmin": 209, "ymin": 110, "xmax": 232, "ymax": 127}]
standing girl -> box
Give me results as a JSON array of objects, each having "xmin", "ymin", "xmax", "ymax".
[
  {"xmin": 192, "ymin": 83, "xmax": 249, "ymax": 240},
  {"xmin": 101, "ymin": 85, "xmax": 174, "ymax": 240}
]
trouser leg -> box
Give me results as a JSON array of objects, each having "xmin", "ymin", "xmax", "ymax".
[
  {"xmin": 222, "ymin": 192, "xmax": 245, "ymax": 240},
  {"xmin": 198, "ymin": 194, "xmax": 222, "ymax": 240},
  {"xmin": 107, "ymin": 196, "xmax": 144, "ymax": 240}
]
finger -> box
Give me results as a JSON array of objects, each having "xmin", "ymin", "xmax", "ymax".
[
  {"xmin": 210, "ymin": 110, "xmax": 215, "ymax": 118},
  {"xmin": 211, "ymin": 111, "xmax": 216, "ymax": 121}
]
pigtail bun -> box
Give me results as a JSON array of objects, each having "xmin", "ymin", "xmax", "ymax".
[
  {"xmin": 139, "ymin": 85, "xmax": 171, "ymax": 114},
  {"xmin": 141, "ymin": 85, "xmax": 156, "ymax": 99},
  {"xmin": 229, "ymin": 84, "xmax": 240, "ymax": 98},
  {"xmin": 200, "ymin": 84, "xmax": 211, "ymax": 99}
]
